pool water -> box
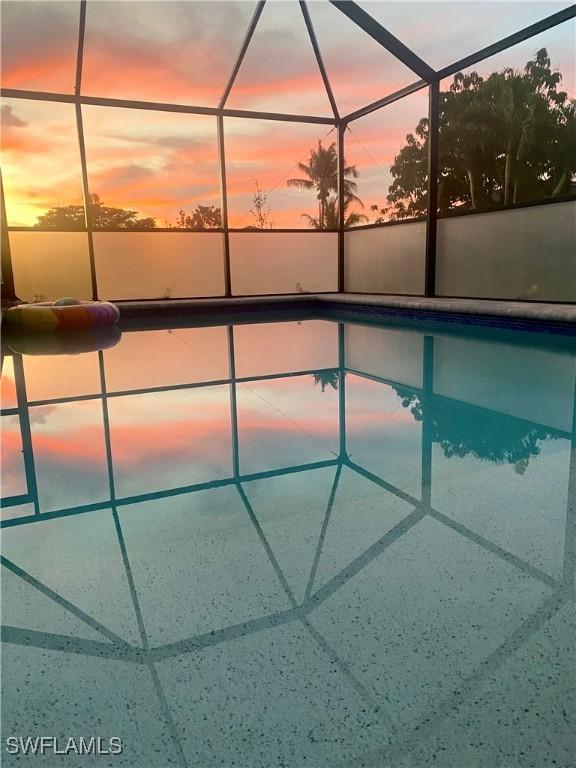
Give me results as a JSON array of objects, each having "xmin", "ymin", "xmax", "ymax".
[{"xmin": 1, "ymin": 315, "xmax": 574, "ymax": 767}]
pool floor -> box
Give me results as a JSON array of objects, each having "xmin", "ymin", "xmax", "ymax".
[{"xmin": 1, "ymin": 315, "xmax": 575, "ymax": 767}]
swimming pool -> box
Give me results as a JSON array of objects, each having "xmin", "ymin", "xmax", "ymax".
[{"xmin": 1, "ymin": 313, "xmax": 574, "ymax": 767}]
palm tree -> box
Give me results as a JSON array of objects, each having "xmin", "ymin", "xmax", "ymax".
[
  {"xmin": 287, "ymin": 141, "xmax": 364, "ymax": 229},
  {"xmin": 302, "ymin": 196, "xmax": 367, "ymax": 229},
  {"xmin": 313, "ymin": 370, "xmax": 339, "ymax": 392}
]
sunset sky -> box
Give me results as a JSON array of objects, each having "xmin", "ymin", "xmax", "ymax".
[{"xmin": 1, "ymin": 1, "xmax": 574, "ymax": 227}]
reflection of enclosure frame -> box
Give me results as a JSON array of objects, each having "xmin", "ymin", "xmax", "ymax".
[
  {"xmin": 1, "ymin": 322, "xmax": 575, "ymax": 764},
  {"xmin": 1, "ymin": 1, "xmax": 575, "ymax": 302}
]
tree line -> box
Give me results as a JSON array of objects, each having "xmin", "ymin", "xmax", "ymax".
[
  {"xmin": 35, "ymin": 194, "xmax": 223, "ymax": 230},
  {"xmin": 383, "ymin": 48, "xmax": 575, "ymax": 219}
]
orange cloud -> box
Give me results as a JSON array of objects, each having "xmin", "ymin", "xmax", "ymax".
[
  {"xmin": 31, "ymin": 428, "xmax": 107, "ymax": 465},
  {"xmin": 1, "ymin": 430, "xmax": 27, "ymax": 496},
  {"xmin": 27, "ymin": 402, "xmax": 338, "ymax": 474},
  {"xmin": 2, "ymin": 430, "xmax": 23, "ymax": 456},
  {"xmin": 1, "ymin": 0, "xmax": 79, "ymax": 93},
  {"xmin": 79, "ymin": 1, "xmax": 257, "ymax": 107},
  {"xmin": 1, "ymin": 99, "xmax": 83, "ymax": 225},
  {"xmin": 109, "ymin": 420, "xmax": 231, "ymax": 467},
  {"xmin": 0, "ymin": 105, "xmax": 57, "ymax": 156},
  {"xmin": 1, "ymin": 376, "xmax": 17, "ymax": 406},
  {"xmin": 82, "ymin": 46, "xmax": 226, "ymax": 106},
  {"xmin": 2, "ymin": 54, "xmax": 75, "ymax": 92},
  {"xmin": 229, "ymin": 70, "xmax": 332, "ymax": 115}
]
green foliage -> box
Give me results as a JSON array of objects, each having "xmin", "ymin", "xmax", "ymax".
[
  {"xmin": 384, "ymin": 49, "xmax": 576, "ymax": 219},
  {"xmin": 303, "ymin": 197, "xmax": 368, "ymax": 229},
  {"xmin": 313, "ymin": 370, "xmax": 340, "ymax": 392},
  {"xmin": 173, "ymin": 205, "xmax": 222, "ymax": 229},
  {"xmin": 394, "ymin": 386, "xmax": 556, "ymax": 473},
  {"xmin": 288, "ymin": 141, "xmax": 367, "ymax": 229},
  {"xmin": 35, "ymin": 194, "xmax": 156, "ymax": 229}
]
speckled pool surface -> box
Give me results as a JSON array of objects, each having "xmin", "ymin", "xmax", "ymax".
[{"xmin": 1, "ymin": 315, "xmax": 575, "ymax": 767}]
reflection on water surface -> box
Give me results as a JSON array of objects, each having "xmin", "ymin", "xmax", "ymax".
[{"xmin": 1, "ymin": 316, "xmax": 574, "ymax": 768}]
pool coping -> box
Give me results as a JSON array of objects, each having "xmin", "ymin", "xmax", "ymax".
[{"xmin": 116, "ymin": 294, "xmax": 576, "ymax": 329}]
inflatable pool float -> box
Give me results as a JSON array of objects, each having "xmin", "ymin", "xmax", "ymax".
[
  {"xmin": 3, "ymin": 298, "xmax": 120, "ymax": 333},
  {"xmin": 6, "ymin": 325, "xmax": 122, "ymax": 356}
]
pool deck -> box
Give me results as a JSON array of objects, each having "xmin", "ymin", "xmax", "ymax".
[{"xmin": 117, "ymin": 293, "xmax": 576, "ymax": 328}]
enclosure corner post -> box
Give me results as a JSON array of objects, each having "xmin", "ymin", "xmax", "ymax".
[
  {"xmin": 425, "ymin": 80, "xmax": 440, "ymax": 298},
  {"xmin": 0, "ymin": 171, "xmax": 19, "ymax": 304},
  {"xmin": 337, "ymin": 120, "xmax": 346, "ymax": 293}
]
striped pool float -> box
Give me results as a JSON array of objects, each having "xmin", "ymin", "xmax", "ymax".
[{"xmin": 3, "ymin": 300, "xmax": 120, "ymax": 332}]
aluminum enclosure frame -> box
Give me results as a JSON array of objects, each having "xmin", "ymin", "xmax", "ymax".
[{"xmin": 1, "ymin": 0, "xmax": 575, "ymax": 302}]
